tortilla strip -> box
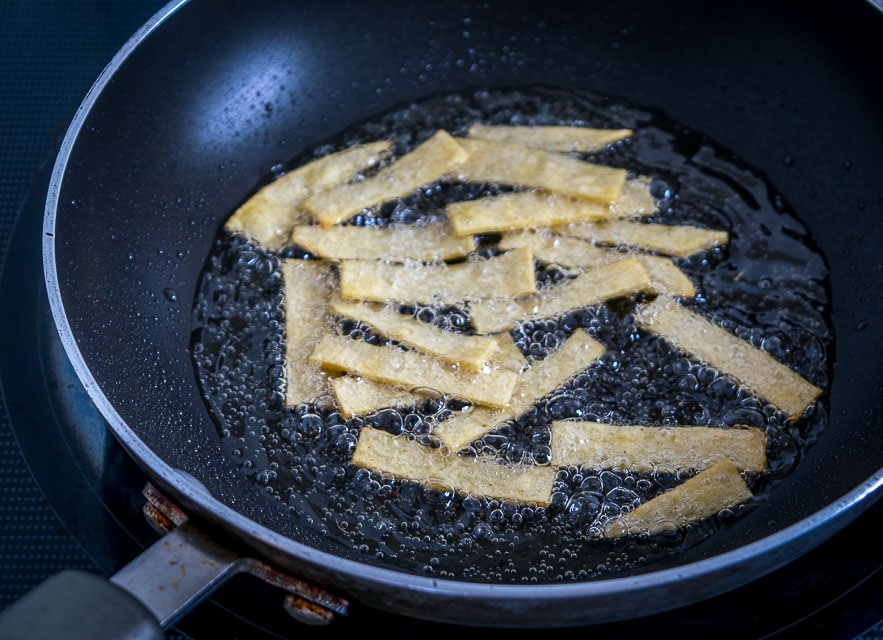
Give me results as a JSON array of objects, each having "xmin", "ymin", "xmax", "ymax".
[
  {"xmin": 281, "ymin": 259, "xmax": 336, "ymax": 405},
  {"xmin": 469, "ymin": 256, "xmax": 651, "ymax": 334},
  {"xmin": 308, "ymin": 334, "xmax": 518, "ymax": 408},
  {"xmin": 446, "ymin": 191, "xmax": 612, "ymax": 236},
  {"xmin": 455, "ymin": 137, "xmax": 628, "ymax": 204},
  {"xmin": 466, "ymin": 123, "xmax": 633, "ymax": 154},
  {"xmin": 556, "ymin": 220, "xmax": 729, "ymax": 258},
  {"xmin": 352, "ymin": 427, "xmax": 557, "ymax": 505},
  {"xmin": 224, "ymin": 140, "xmax": 393, "ymax": 250},
  {"xmin": 321, "ymin": 338, "xmax": 526, "ymax": 421},
  {"xmin": 490, "ymin": 332, "xmax": 528, "ymax": 373},
  {"xmin": 328, "ymin": 298, "xmax": 500, "ymax": 370},
  {"xmin": 609, "ymin": 176, "xmax": 658, "ymax": 219},
  {"xmin": 603, "ymin": 459, "xmax": 753, "ymax": 538},
  {"xmin": 433, "ymin": 330, "xmax": 606, "ymax": 451},
  {"xmin": 550, "ymin": 421, "xmax": 767, "ymax": 473},
  {"xmin": 635, "ymin": 299, "xmax": 822, "ymax": 418},
  {"xmin": 302, "ymin": 130, "xmax": 468, "ymax": 226},
  {"xmin": 290, "ymin": 223, "xmax": 475, "ymax": 262},
  {"xmin": 450, "ymin": 177, "xmax": 656, "ymax": 239},
  {"xmin": 499, "ymin": 231, "xmax": 694, "ymax": 299},
  {"xmin": 633, "ymin": 255, "xmax": 696, "ymax": 299},
  {"xmin": 330, "ymin": 375, "xmax": 425, "ymax": 419},
  {"xmin": 499, "ymin": 229, "xmax": 611, "ymax": 269},
  {"xmin": 339, "ymin": 246, "xmax": 537, "ymax": 305}
]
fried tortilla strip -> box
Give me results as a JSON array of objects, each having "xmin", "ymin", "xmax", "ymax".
[
  {"xmin": 449, "ymin": 177, "xmax": 657, "ymax": 238},
  {"xmin": 635, "ymin": 299, "xmax": 822, "ymax": 418},
  {"xmin": 352, "ymin": 427, "xmax": 557, "ymax": 505},
  {"xmin": 330, "ymin": 375, "xmax": 425, "ymax": 419},
  {"xmin": 446, "ymin": 191, "xmax": 613, "ymax": 236},
  {"xmin": 609, "ymin": 176, "xmax": 658, "ymax": 219},
  {"xmin": 339, "ymin": 246, "xmax": 537, "ymax": 305},
  {"xmin": 499, "ymin": 232, "xmax": 694, "ymax": 299},
  {"xmin": 318, "ymin": 340, "xmax": 529, "ymax": 426},
  {"xmin": 603, "ymin": 459, "xmax": 753, "ymax": 538},
  {"xmin": 469, "ymin": 256, "xmax": 651, "ymax": 334},
  {"xmin": 455, "ymin": 137, "xmax": 628, "ymax": 204},
  {"xmin": 308, "ymin": 334, "xmax": 518, "ymax": 408},
  {"xmin": 466, "ymin": 123, "xmax": 633, "ymax": 154},
  {"xmin": 302, "ymin": 130, "xmax": 468, "ymax": 226},
  {"xmin": 328, "ymin": 298, "xmax": 499, "ymax": 370},
  {"xmin": 433, "ymin": 330, "xmax": 606, "ymax": 451},
  {"xmin": 281, "ymin": 259, "xmax": 335, "ymax": 406},
  {"xmin": 556, "ymin": 220, "xmax": 729, "ymax": 258},
  {"xmin": 550, "ymin": 421, "xmax": 767, "ymax": 473},
  {"xmin": 290, "ymin": 223, "xmax": 475, "ymax": 262},
  {"xmin": 490, "ymin": 332, "xmax": 528, "ymax": 373},
  {"xmin": 499, "ymin": 230, "xmax": 611, "ymax": 269},
  {"xmin": 633, "ymin": 254, "xmax": 695, "ymax": 299},
  {"xmin": 225, "ymin": 140, "xmax": 393, "ymax": 250}
]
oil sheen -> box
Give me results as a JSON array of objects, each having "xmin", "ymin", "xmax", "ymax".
[{"xmin": 190, "ymin": 87, "xmax": 832, "ymax": 584}]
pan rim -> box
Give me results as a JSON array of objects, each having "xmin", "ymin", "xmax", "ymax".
[{"xmin": 39, "ymin": 0, "xmax": 883, "ymax": 621}]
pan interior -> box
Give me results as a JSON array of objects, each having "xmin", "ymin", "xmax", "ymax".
[{"xmin": 190, "ymin": 86, "xmax": 833, "ymax": 584}]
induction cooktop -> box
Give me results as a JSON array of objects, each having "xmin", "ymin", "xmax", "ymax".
[{"xmin": 1, "ymin": 2, "xmax": 881, "ymax": 639}]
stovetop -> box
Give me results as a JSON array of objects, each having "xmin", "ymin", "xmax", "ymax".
[{"xmin": 1, "ymin": 2, "xmax": 882, "ymax": 639}]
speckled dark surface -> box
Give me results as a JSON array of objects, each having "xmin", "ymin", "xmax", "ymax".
[
  {"xmin": 1, "ymin": 2, "xmax": 881, "ymax": 639},
  {"xmin": 0, "ymin": 0, "xmax": 167, "ymax": 601}
]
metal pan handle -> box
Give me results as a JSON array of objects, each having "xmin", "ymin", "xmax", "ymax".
[{"xmin": 0, "ymin": 485, "xmax": 349, "ymax": 638}]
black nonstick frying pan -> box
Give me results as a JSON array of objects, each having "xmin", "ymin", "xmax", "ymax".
[{"xmin": 3, "ymin": 0, "xmax": 882, "ymax": 637}]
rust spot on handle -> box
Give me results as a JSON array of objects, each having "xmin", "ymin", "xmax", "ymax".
[{"xmin": 143, "ymin": 483, "xmax": 188, "ymax": 532}]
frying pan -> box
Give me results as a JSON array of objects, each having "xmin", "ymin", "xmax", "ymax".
[{"xmin": 3, "ymin": 0, "xmax": 883, "ymax": 636}]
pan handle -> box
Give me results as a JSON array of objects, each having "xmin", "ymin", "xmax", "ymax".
[
  {"xmin": 0, "ymin": 569, "xmax": 164, "ymax": 640},
  {"xmin": 110, "ymin": 516, "xmax": 349, "ymax": 628},
  {"xmin": 0, "ymin": 493, "xmax": 349, "ymax": 638}
]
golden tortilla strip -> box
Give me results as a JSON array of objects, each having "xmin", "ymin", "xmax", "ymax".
[
  {"xmin": 455, "ymin": 137, "xmax": 628, "ymax": 204},
  {"xmin": 302, "ymin": 130, "xmax": 468, "ymax": 226},
  {"xmin": 328, "ymin": 298, "xmax": 499, "ymax": 370},
  {"xmin": 499, "ymin": 232, "xmax": 694, "ymax": 299},
  {"xmin": 330, "ymin": 337, "xmax": 528, "ymax": 417},
  {"xmin": 556, "ymin": 220, "xmax": 729, "ymax": 258},
  {"xmin": 281, "ymin": 259, "xmax": 336, "ymax": 406},
  {"xmin": 329, "ymin": 375, "xmax": 425, "ymax": 419},
  {"xmin": 338, "ymin": 246, "xmax": 537, "ymax": 305},
  {"xmin": 635, "ymin": 299, "xmax": 822, "ymax": 418},
  {"xmin": 603, "ymin": 459, "xmax": 753, "ymax": 538},
  {"xmin": 308, "ymin": 334, "xmax": 518, "ymax": 408},
  {"xmin": 466, "ymin": 123, "xmax": 633, "ymax": 154},
  {"xmin": 499, "ymin": 230, "xmax": 611, "ymax": 270},
  {"xmin": 609, "ymin": 176, "xmax": 658, "ymax": 219},
  {"xmin": 469, "ymin": 256, "xmax": 652, "ymax": 334},
  {"xmin": 451, "ymin": 177, "xmax": 656, "ymax": 239},
  {"xmin": 433, "ymin": 330, "xmax": 606, "ymax": 451},
  {"xmin": 290, "ymin": 223, "xmax": 475, "ymax": 262},
  {"xmin": 224, "ymin": 140, "xmax": 393, "ymax": 250},
  {"xmin": 352, "ymin": 427, "xmax": 557, "ymax": 505},
  {"xmin": 550, "ymin": 421, "xmax": 767, "ymax": 473},
  {"xmin": 490, "ymin": 332, "xmax": 528, "ymax": 373},
  {"xmin": 633, "ymin": 255, "xmax": 695, "ymax": 299},
  {"xmin": 446, "ymin": 191, "xmax": 612, "ymax": 236}
]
